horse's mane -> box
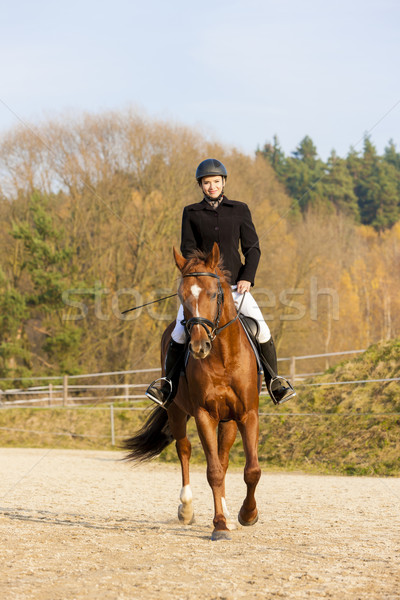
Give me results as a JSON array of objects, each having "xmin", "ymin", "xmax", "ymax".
[{"xmin": 182, "ymin": 249, "xmax": 231, "ymax": 284}]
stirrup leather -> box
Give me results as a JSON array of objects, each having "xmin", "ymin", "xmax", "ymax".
[
  {"xmin": 145, "ymin": 377, "xmax": 173, "ymax": 408},
  {"xmin": 267, "ymin": 376, "xmax": 296, "ymax": 405}
]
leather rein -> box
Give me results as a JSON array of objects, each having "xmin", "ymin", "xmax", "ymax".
[{"xmin": 182, "ymin": 271, "xmax": 246, "ymax": 342}]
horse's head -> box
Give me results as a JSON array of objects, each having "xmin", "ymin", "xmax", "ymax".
[{"xmin": 174, "ymin": 242, "xmax": 227, "ymax": 360}]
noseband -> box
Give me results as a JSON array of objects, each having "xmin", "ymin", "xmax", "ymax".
[{"xmin": 182, "ymin": 271, "xmax": 245, "ymax": 342}]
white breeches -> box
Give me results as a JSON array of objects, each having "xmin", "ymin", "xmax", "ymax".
[{"xmin": 171, "ymin": 286, "xmax": 271, "ymax": 344}]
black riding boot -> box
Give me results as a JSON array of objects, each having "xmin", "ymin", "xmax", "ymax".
[
  {"xmin": 259, "ymin": 338, "xmax": 296, "ymax": 405},
  {"xmin": 145, "ymin": 340, "xmax": 186, "ymax": 408}
]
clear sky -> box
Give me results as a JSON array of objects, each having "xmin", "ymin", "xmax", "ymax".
[{"xmin": 1, "ymin": 0, "xmax": 399, "ymax": 160}]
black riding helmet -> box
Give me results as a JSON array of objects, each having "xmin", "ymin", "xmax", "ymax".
[{"xmin": 195, "ymin": 159, "xmax": 228, "ymax": 183}]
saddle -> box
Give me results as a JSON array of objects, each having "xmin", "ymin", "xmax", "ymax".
[
  {"xmin": 239, "ymin": 315, "xmax": 296, "ymax": 404},
  {"xmin": 238, "ymin": 315, "xmax": 264, "ymax": 393}
]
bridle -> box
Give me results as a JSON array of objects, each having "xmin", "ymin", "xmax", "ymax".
[{"xmin": 182, "ymin": 271, "xmax": 246, "ymax": 342}]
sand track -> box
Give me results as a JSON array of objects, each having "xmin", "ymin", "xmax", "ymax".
[{"xmin": 1, "ymin": 448, "xmax": 399, "ymax": 599}]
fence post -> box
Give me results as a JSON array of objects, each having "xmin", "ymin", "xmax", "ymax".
[
  {"xmin": 290, "ymin": 356, "xmax": 296, "ymax": 383},
  {"xmin": 110, "ymin": 404, "xmax": 115, "ymax": 446},
  {"xmin": 49, "ymin": 383, "xmax": 53, "ymax": 406},
  {"xmin": 124, "ymin": 383, "xmax": 129, "ymax": 402},
  {"xmin": 63, "ymin": 375, "xmax": 68, "ymax": 406}
]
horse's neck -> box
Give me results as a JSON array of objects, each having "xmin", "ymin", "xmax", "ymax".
[
  {"xmin": 212, "ymin": 291, "xmax": 243, "ymax": 362},
  {"xmin": 220, "ymin": 283, "xmax": 238, "ymax": 321}
]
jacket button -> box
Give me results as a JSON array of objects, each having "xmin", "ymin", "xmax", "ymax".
[{"xmin": 215, "ymin": 226, "xmax": 219, "ymax": 230}]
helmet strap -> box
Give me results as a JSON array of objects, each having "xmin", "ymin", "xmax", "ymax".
[{"xmin": 204, "ymin": 191, "xmax": 225, "ymax": 208}]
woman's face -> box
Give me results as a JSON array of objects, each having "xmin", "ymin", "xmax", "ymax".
[{"xmin": 201, "ymin": 175, "xmax": 225, "ymax": 199}]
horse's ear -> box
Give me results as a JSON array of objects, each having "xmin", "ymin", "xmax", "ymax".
[
  {"xmin": 173, "ymin": 247, "xmax": 187, "ymax": 272},
  {"xmin": 206, "ymin": 242, "xmax": 220, "ymax": 270}
]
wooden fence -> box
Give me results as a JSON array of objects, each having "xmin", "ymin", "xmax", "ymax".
[{"xmin": 0, "ymin": 349, "xmax": 366, "ymax": 407}]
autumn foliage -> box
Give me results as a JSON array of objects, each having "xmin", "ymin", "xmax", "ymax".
[{"xmin": 0, "ymin": 110, "xmax": 399, "ymax": 381}]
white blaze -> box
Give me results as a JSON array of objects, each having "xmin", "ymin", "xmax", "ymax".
[{"xmin": 191, "ymin": 284, "xmax": 202, "ymax": 317}]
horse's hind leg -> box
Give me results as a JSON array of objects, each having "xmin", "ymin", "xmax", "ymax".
[
  {"xmin": 237, "ymin": 410, "xmax": 261, "ymax": 526},
  {"xmin": 168, "ymin": 404, "xmax": 194, "ymax": 525},
  {"xmin": 218, "ymin": 420, "xmax": 238, "ymax": 530}
]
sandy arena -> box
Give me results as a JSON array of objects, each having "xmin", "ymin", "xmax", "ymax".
[{"xmin": 0, "ymin": 448, "xmax": 399, "ymax": 599}]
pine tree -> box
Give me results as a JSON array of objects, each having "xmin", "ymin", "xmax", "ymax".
[
  {"xmin": 0, "ymin": 276, "xmax": 29, "ymax": 378},
  {"xmin": 384, "ymin": 139, "xmax": 400, "ymax": 171},
  {"xmin": 323, "ymin": 152, "xmax": 360, "ymax": 220},
  {"xmin": 383, "ymin": 139, "xmax": 400, "ymax": 199},
  {"xmin": 258, "ymin": 135, "xmax": 286, "ymax": 179},
  {"xmin": 283, "ymin": 136, "xmax": 326, "ymax": 212},
  {"xmin": 354, "ymin": 138, "xmax": 399, "ymax": 231},
  {"xmin": 11, "ymin": 192, "xmax": 82, "ymax": 373}
]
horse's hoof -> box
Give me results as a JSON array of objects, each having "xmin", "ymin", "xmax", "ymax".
[
  {"xmin": 238, "ymin": 511, "xmax": 259, "ymax": 527},
  {"xmin": 211, "ymin": 530, "xmax": 232, "ymax": 541},
  {"xmin": 178, "ymin": 503, "xmax": 195, "ymax": 525},
  {"xmin": 179, "ymin": 513, "xmax": 195, "ymax": 525}
]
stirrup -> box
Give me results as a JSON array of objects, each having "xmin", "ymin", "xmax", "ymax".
[
  {"xmin": 267, "ymin": 376, "xmax": 296, "ymax": 405},
  {"xmin": 145, "ymin": 377, "xmax": 173, "ymax": 409}
]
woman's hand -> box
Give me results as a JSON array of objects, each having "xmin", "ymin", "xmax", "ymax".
[{"xmin": 236, "ymin": 280, "xmax": 251, "ymax": 294}]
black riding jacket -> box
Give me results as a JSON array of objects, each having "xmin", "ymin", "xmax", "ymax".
[{"xmin": 180, "ymin": 196, "xmax": 261, "ymax": 285}]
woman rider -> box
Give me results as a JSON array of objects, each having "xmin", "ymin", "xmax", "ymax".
[{"xmin": 146, "ymin": 158, "xmax": 295, "ymax": 407}]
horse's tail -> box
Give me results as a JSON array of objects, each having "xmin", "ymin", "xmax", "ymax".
[{"xmin": 122, "ymin": 405, "xmax": 174, "ymax": 462}]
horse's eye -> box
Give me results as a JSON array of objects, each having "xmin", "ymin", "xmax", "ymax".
[{"xmin": 210, "ymin": 292, "xmax": 217, "ymax": 300}]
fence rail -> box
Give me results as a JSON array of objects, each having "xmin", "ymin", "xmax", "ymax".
[{"xmin": 0, "ymin": 348, "xmax": 371, "ymax": 408}]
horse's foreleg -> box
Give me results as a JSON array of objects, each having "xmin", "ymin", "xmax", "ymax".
[
  {"xmin": 218, "ymin": 420, "xmax": 238, "ymax": 530},
  {"xmin": 176, "ymin": 436, "xmax": 195, "ymax": 524},
  {"xmin": 168, "ymin": 404, "xmax": 194, "ymax": 525},
  {"xmin": 237, "ymin": 410, "xmax": 261, "ymax": 526},
  {"xmin": 196, "ymin": 410, "xmax": 230, "ymax": 540}
]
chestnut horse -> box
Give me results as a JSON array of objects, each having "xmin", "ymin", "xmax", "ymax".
[{"xmin": 124, "ymin": 242, "xmax": 261, "ymax": 540}]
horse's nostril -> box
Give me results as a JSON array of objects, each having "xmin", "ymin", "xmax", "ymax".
[{"xmin": 189, "ymin": 340, "xmax": 211, "ymax": 357}]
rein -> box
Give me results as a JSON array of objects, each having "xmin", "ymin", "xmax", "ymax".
[
  {"xmin": 121, "ymin": 293, "xmax": 178, "ymax": 315},
  {"xmin": 182, "ymin": 271, "xmax": 246, "ymax": 342},
  {"xmin": 120, "ymin": 271, "xmax": 246, "ymax": 342}
]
